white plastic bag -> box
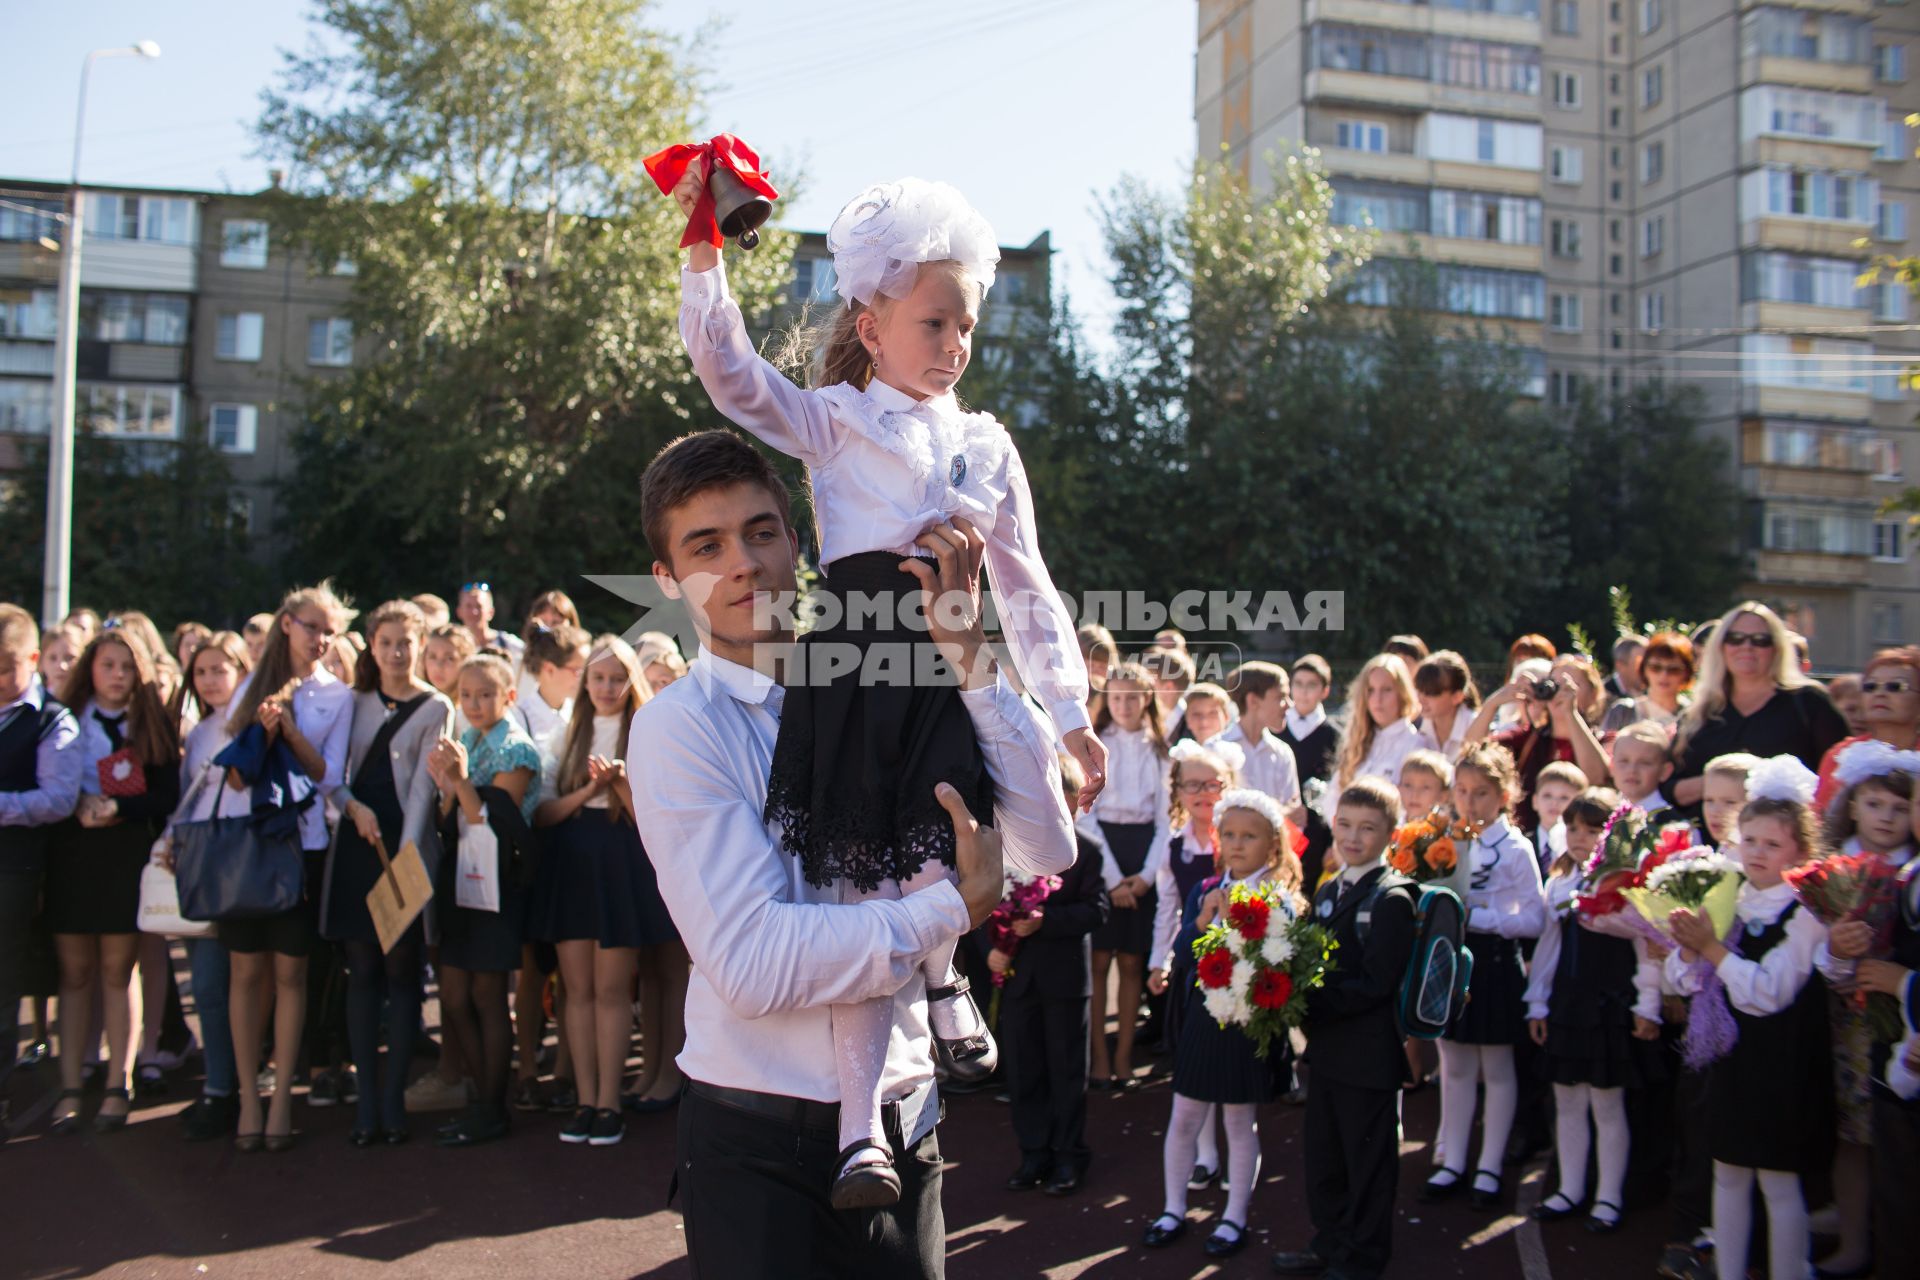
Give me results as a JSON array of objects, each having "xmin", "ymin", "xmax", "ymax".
[
  {"xmin": 138, "ymin": 859, "xmax": 215, "ymax": 938},
  {"xmin": 454, "ymin": 806, "xmax": 501, "ymax": 913}
]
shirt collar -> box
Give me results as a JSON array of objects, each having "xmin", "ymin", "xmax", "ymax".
[
  {"xmin": 1286, "ymin": 706, "xmax": 1326, "ymax": 737},
  {"xmin": 865, "ymin": 377, "xmax": 959, "ymax": 420},
  {"xmin": 1339, "ymin": 856, "xmax": 1384, "ymax": 885},
  {"xmin": 1736, "ymin": 878, "xmax": 1795, "ymax": 921},
  {"xmin": 692, "ymin": 648, "xmax": 783, "ymax": 709},
  {"xmin": 1476, "ymin": 815, "xmax": 1513, "ymax": 845},
  {"xmin": 1174, "ymin": 821, "xmax": 1214, "ymax": 860},
  {"xmin": 0, "ymin": 681, "xmax": 44, "ymax": 716}
]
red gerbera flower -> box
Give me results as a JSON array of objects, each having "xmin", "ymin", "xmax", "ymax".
[
  {"xmin": 1252, "ymin": 969, "xmax": 1293, "ymax": 1010},
  {"xmin": 1197, "ymin": 949, "xmax": 1235, "ymax": 989},
  {"xmin": 1228, "ymin": 896, "xmax": 1271, "ymax": 942}
]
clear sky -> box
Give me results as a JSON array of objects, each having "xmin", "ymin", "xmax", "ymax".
[{"xmin": 3, "ymin": 0, "xmax": 1200, "ymax": 342}]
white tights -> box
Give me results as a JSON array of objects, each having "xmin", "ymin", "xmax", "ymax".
[
  {"xmin": 1711, "ymin": 1161, "xmax": 1807, "ymax": 1280},
  {"xmin": 1435, "ymin": 1039, "xmax": 1517, "ymax": 1184},
  {"xmin": 1162, "ymin": 1092, "xmax": 1261, "ymax": 1229},
  {"xmin": 832, "ymin": 859, "xmax": 980, "ymax": 1164},
  {"xmin": 1547, "ymin": 1083, "xmax": 1629, "ymax": 1219}
]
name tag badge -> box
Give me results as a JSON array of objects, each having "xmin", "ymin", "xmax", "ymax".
[
  {"xmin": 1317, "ymin": 899, "xmax": 1333, "ymax": 919},
  {"xmin": 1357, "ymin": 908, "xmax": 1373, "ymax": 930},
  {"xmin": 948, "ymin": 453, "xmax": 967, "ymax": 487}
]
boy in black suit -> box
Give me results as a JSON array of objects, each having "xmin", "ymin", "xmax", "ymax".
[
  {"xmin": 1273, "ymin": 777, "xmax": 1416, "ymax": 1280},
  {"xmin": 993, "ymin": 760, "xmax": 1111, "ymax": 1197}
]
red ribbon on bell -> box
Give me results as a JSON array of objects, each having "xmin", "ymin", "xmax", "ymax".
[{"xmin": 644, "ymin": 133, "xmax": 780, "ymax": 250}]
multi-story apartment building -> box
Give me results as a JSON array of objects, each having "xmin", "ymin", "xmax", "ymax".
[
  {"xmin": 1196, "ymin": 0, "xmax": 1920, "ymax": 666},
  {"xmin": 0, "ymin": 175, "xmax": 1052, "ymax": 562}
]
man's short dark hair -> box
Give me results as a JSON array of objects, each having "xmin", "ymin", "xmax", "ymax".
[{"xmin": 641, "ymin": 430, "xmax": 795, "ymax": 570}]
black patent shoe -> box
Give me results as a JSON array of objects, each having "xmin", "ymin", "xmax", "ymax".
[
  {"xmin": 1531, "ymin": 1191, "xmax": 1583, "ymax": 1222},
  {"xmin": 1006, "ymin": 1156, "xmax": 1051, "ymax": 1191},
  {"xmin": 1142, "ymin": 1214, "xmax": 1188, "ymax": 1249},
  {"xmin": 927, "ymin": 976, "xmax": 998, "ymax": 1082},
  {"xmin": 1204, "ymin": 1220, "xmax": 1248, "ymax": 1259},
  {"xmin": 1419, "ymin": 1167, "xmax": 1466, "ymax": 1202},
  {"xmin": 1469, "ymin": 1171, "xmax": 1504, "ymax": 1210},
  {"xmin": 830, "ymin": 1140, "xmax": 901, "ymax": 1211}
]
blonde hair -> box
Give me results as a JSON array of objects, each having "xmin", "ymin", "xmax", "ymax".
[
  {"xmin": 0, "ymin": 603, "xmax": 37, "ymax": 653},
  {"xmin": 1740, "ymin": 795, "xmax": 1823, "ymax": 861},
  {"xmin": 1167, "ymin": 740, "xmax": 1243, "ymax": 828},
  {"xmin": 458, "ymin": 651, "xmax": 516, "ymax": 693},
  {"xmin": 1678, "ymin": 602, "xmax": 1815, "ymax": 756},
  {"xmin": 1535, "ymin": 760, "xmax": 1590, "ymax": 792},
  {"xmin": 1611, "ymin": 719, "xmax": 1672, "ymax": 760},
  {"xmin": 1185, "ymin": 681, "xmax": 1231, "ymax": 711},
  {"xmin": 781, "ymin": 259, "xmax": 979, "ymax": 392},
  {"xmin": 1399, "ymin": 749, "xmax": 1454, "ymax": 789},
  {"xmin": 1704, "ymin": 751, "xmax": 1764, "ymax": 785},
  {"xmin": 1337, "ymin": 776, "xmax": 1405, "ymax": 828},
  {"xmin": 1092, "ymin": 661, "xmax": 1170, "ymax": 752},
  {"xmin": 1334, "ymin": 654, "xmax": 1416, "ymax": 792},
  {"xmin": 553, "ymin": 635, "xmax": 648, "ymax": 802}
]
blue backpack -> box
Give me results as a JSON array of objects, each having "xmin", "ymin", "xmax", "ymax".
[{"xmin": 1359, "ymin": 882, "xmax": 1475, "ymax": 1040}]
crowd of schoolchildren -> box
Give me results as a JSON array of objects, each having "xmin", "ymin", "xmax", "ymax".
[
  {"xmin": 5, "ymin": 579, "xmax": 1919, "ymax": 1280},
  {"xmin": 0, "ymin": 582, "xmax": 690, "ymax": 1156}
]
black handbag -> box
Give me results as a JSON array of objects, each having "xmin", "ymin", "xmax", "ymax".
[{"xmin": 171, "ymin": 765, "xmax": 305, "ymax": 921}]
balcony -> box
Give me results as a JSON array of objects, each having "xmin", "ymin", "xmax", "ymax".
[
  {"xmin": 1750, "ymin": 548, "xmax": 1869, "ymax": 587},
  {"xmin": 1739, "ymin": 215, "xmax": 1873, "ymax": 257},
  {"xmin": 1742, "ymin": 383, "xmax": 1873, "ymax": 421},
  {"xmin": 1307, "ymin": 67, "xmax": 1436, "ymax": 112},
  {"xmin": 1743, "ymin": 135, "xmax": 1881, "ymax": 171},
  {"xmin": 1305, "ymin": 0, "xmax": 1540, "ymax": 45},
  {"xmin": 1403, "ymin": 233, "xmax": 1542, "ymax": 271},
  {"xmin": 1745, "ymin": 463, "xmax": 1874, "ymax": 501},
  {"xmin": 79, "ymin": 239, "xmax": 197, "ymax": 293},
  {"xmin": 1322, "ymin": 146, "xmax": 1543, "ymax": 194},
  {"xmin": 0, "ymin": 243, "xmax": 60, "ymax": 285},
  {"xmin": 1743, "ymin": 299, "xmax": 1872, "ymax": 333},
  {"xmin": 1738, "ymin": 0, "xmax": 1873, "ymax": 16},
  {"xmin": 1743, "ymin": 56, "xmax": 1874, "ymax": 95}
]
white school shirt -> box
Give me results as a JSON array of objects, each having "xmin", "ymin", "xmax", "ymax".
[
  {"xmin": 1534, "ymin": 821, "xmax": 1568, "ymax": 876},
  {"xmin": 1214, "ymin": 722, "xmax": 1301, "ymax": 807},
  {"xmin": 679, "ymin": 261, "xmax": 1090, "ymax": 742},
  {"xmin": 1415, "ymin": 708, "xmax": 1471, "ymax": 763},
  {"xmin": 163, "ymin": 704, "xmax": 237, "ymax": 837},
  {"xmin": 627, "ymin": 649, "xmax": 1073, "ymax": 1118},
  {"xmin": 1319, "ymin": 718, "xmax": 1423, "ymax": 823},
  {"xmin": 1077, "ymin": 723, "xmax": 1172, "ymax": 888},
  {"xmin": 1524, "ymin": 872, "xmax": 1663, "ymax": 1023},
  {"xmin": 1464, "ymin": 815, "xmax": 1548, "ymax": 939},
  {"xmin": 511, "ymin": 690, "xmax": 572, "ymax": 783},
  {"xmin": 582, "ymin": 714, "xmax": 623, "ymax": 811},
  {"xmin": 1149, "ymin": 821, "xmax": 1217, "ymax": 972},
  {"xmin": 1663, "ymin": 880, "xmax": 1827, "ymax": 1015},
  {"xmin": 1285, "ymin": 705, "xmax": 1327, "ymax": 741}
]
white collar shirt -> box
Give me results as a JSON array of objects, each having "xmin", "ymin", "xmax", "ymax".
[{"xmin": 1215, "ymin": 721, "xmax": 1301, "ymax": 806}]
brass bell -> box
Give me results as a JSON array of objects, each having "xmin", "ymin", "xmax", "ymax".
[{"xmin": 710, "ymin": 165, "xmax": 773, "ymax": 250}]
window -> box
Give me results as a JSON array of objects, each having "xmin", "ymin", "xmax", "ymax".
[
  {"xmin": 0, "ymin": 379, "xmax": 53, "ymax": 434},
  {"xmin": 1873, "ymin": 603, "xmax": 1905, "ymax": 645},
  {"xmin": 1610, "ymin": 106, "xmax": 1622, "ymax": 129},
  {"xmin": 77, "ymin": 292, "xmax": 189, "ymax": 346},
  {"xmin": 1640, "ymin": 0, "xmax": 1660, "ymax": 35},
  {"xmin": 1549, "ymin": 369, "xmax": 1582, "ymax": 406},
  {"xmin": 1869, "ymin": 436, "xmax": 1905, "ymax": 479},
  {"xmin": 1876, "ymin": 281, "xmax": 1908, "ymax": 322},
  {"xmin": 1640, "ymin": 291, "xmax": 1665, "ymax": 331},
  {"xmin": 1880, "ymin": 109, "xmax": 1909, "ymax": 161},
  {"xmin": 1878, "ymin": 43, "xmax": 1907, "ymax": 84},
  {"xmin": 1430, "ymin": 188, "xmax": 1542, "ymax": 243},
  {"xmin": 220, "ymin": 219, "xmax": 269, "ymax": 269},
  {"xmin": 1550, "ymin": 293, "xmax": 1584, "ymax": 331},
  {"xmin": 1552, "ymin": 1, "xmax": 1579, "ymax": 35},
  {"xmin": 1549, "ymin": 144, "xmax": 1583, "ymax": 182},
  {"xmin": 1610, "ymin": 252, "xmax": 1623, "ymax": 275},
  {"xmin": 330, "ymin": 256, "xmax": 359, "ymax": 277},
  {"xmin": 1642, "ymin": 67, "xmax": 1663, "ymax": 107},
  {"xmin": 1333, "ymin": 182, "xmax": 1431, "ymax": 232},
  {"xmin": 1642, "ymin": 142, "xmax": 1665, "ymax": 184},
  {"xmin": 1610, "ymin": 145, "xmax": 1622, "ymax": 170},
  {"xmin": 1743, "ymin": 252, "xmax": 1865, "ymax": 308},
  {"xmin": 1879, "ymin": 200, "xmax": 1907, "ymax": 240},
  {"xmin": 1610, "ymin": 292, "xmax": 1622, "ymax": 315},
  {"xmin": 1742, "ymin": 334, "xmax": 1874, "ymax": 392},
  {"xmin": 85, "ymin": 195, "xmax": 195, "ymax": 245},
  {"xmin": 1642, "ymin": 215, "xmax": 1665, "ymax": 257},
  {"xmin": 1552, "ymin": 70, "xmax": 1581, "ymax": 107},
  {"xmin": 1610, "ymin": 180, "xmax": 1623, "ymax": 201},
  {"xmin": 0, "ymin": 288, "xmax": 57, "ymax": 340},
  {"xmin": 1742, "ymin": 87, "xmax": 1885, "ymax": 148},
  {"xmin": 216, "ymin": 313, "xmax": 263, "ymax": 362},
  {"xmin": 0, "ymin": 199, "xmax": 61, "ymax": 244},
  {"xmin": 77, "ymin": 382, "xmax": 179, "ymax": 438},
  {"xmin": 1336, "ymin": 119, "xmax": 1389, "ymax": 153},
  {"xmin": 1610, "ymin": 217, "xmax": 1623, "ymax": 243},
  {"xmin": 1310, "ymin": 25, "xmax": 1430, "ymax": 80},
  {"xmin": 1435, "ymin": 265, "xmax": 1545, "ymax": 319},
  {"xmin": 308, "ymin": 317, "xmax": 353, "ymax": 367},
  {"xmin": 1746, "ymin": 167, "xmax": 1879, "ymax": 223},
  {"xmin": 209, "ymin": 403, "xmax": 258, "ymax": 454},
  {"xmin": 1550, "ymin": 218, "xmax": 1583, "ymax": 258},
  {"xmin": 1421, "ymin": 114, "xmax": 1542, "ymax": 167},
  {"xmin": 1742, "ymin": 9, "xmax": 1871, "ymax": 64}
]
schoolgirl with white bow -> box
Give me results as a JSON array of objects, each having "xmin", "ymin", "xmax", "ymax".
[
  {"xmin": 672, "ymin": 171, "xmax": 1095, "ymax": 1207},
  {"xmin": 1812, "ymin": 739, "xmax": 1915, "ymax": 1276},
  {"xmin": 1423, "ymin": 740, "xmax": 1547, "ymax": 1210},
  {"xmin": 1666, "ymin": 755, "xmax": 1833, "ymax": 1280}
]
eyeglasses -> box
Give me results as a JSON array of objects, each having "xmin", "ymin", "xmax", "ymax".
[
  {"xmin": 289, "ymin": 615, "xmax": 339, "ymax": 643},
  {"xmin": 1643, "ymin": 661, "xmax": 1689, "ymax": 676},
  {"xmin": 1178, "ymin": 779, "xmax": 1225, "ymax": 795},
  {"xmin": 1721, "ymin": 632, "xmax": 1774, "ymax": 649},
  {"xmin": 1863, "ymin": 678, "xmax": 1915, "ymax": 694}
]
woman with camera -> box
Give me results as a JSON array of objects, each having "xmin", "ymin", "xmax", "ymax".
[{"xmin": 1463, "ymin": 655, "xmax": 1612, "ymax": 834}]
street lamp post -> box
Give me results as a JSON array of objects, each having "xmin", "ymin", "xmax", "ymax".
[{"xmin": 41, "ymin": 40, "xmax": 160, "ymax": 628}]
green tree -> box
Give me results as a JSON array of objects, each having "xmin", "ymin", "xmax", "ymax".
[
  {"xmin": 0, "ymin": 433, "xmax": 267, "ymax": 628},
  {"xmin": 256, "ymin": 0, "xmax": 797, "ymax": 627}
]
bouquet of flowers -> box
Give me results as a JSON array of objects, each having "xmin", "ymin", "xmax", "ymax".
[
  {"xmin": 1387, "ymin": 808, "xmax": 1476, "ymax": 898},
  {"xmin": 1785, "ymin": 851, "xmax": 1906, "ymax": 1040},
  {"xmin": 1573, "ymin": 807, "xmax": 1700, "ymax": 939},
  {"xmin": 1191, "ymin": 879, "xmax": 1337, "ymax": 1059},
  {"xmin": 1621, "ymin": 845, "xmax": 1746, "ymax": 1068},
  {"xmin": 985, "ymin": 871, "xmax": 1061, "ymax": 995}
]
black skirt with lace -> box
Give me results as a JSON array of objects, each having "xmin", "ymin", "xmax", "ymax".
[{"xmin": 765, "ymin": 551, "xmax": 996, "ymax": 893}]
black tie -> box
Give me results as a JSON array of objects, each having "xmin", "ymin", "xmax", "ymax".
[{"xmin": 93, "ymin": 710, "xmax": 126, "ymax": 752}]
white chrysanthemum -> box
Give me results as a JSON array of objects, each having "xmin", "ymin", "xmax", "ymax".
[
  {"xmin": 1643, "ymin": 851, "xmax": 1737, "ymax": 895},
  {"xmin": 1203, "ymin": 987, "xmax": 1238, "ymax": 1026},
  {"xmin": 1261, "ymin": 934, "xmax": 1296, "ymax": 966},
  {"xmin": 1230, "ymin": 959, "xmax": 1255, "ymax": 997}
]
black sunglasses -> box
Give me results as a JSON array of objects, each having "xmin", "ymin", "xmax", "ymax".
[
  {"xmin": 1721, "ymin": 632, "xmax": 1774, "ymax": 649},
  {"xmin": 1863, "ymin": 678, "xmax": 1915, "ymax": 694}
]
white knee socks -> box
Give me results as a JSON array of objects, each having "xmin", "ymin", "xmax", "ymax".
[
  {"xmin": 1163, "ymin": 1093, "xmax": 1210, "ymax": 1217},
  {"xmin": 1713, "ymin": 1161, "xmax": 1808, "ymax": 1280}
]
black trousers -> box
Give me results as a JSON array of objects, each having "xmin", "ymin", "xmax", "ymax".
[
  {"xmin": 0, "ymin": 868, "xmax": 38, "ymax": 1077},
  {"xmin": 1001, "ymin": 990, "xmax": 1090, "ymax": 1166},
  {"xmin": 1305, "ymin": 1079, "xmax": 1398, "ymax": 1280},
  {"xmin": 1668, "ymin": 1063, "xmax": 1712, "ymax": 1243},
  {"xmin": 1873, "ymin": 1089, "xmax": 1920, "ymax": 1280},
  {"xmin": 676, "ymin": 1084, "xmax": 945, "ymax": 1279}
]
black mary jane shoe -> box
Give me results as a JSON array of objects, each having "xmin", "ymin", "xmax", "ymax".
[
  {"xmin": 48, "ymin": 1089, "xmax": 84, "ymax": 1137},
  {"xmin": 348, "ymin": 1126, "xmax": 381, "ymax": 1148},
  {"xmin": 830, "ymin": 1140, "xmax": 902, "ymax": 1211},
  {"xmin": 1006, "ymin": 1157, "xmax": 1051, "ymax": 1191},
  {"xmin": 1531, "ymin": 1192, "xmax": 1584, "ymax": 1223},
  {"xmin": 1469, "ymin": 1172, "xmax": 1505, "ymax": 1211},
  {"xmin": 1419, "ymin": 1167, "xmax": 1467, "ymax": 1202},
  {"xmin": 1585, "ymin": 1202, "xmax": 1624, "ymax": 1235},
  {"xmin": 1203, "ymin": 1220, "xmax": 1248, "ymax": 1259},
  {"xmin": 1142, "ymin": 1214, "xmax": 1188, "ymax": 1249},
  {"xmin": 92, "ymin": 1087, "xmax": 131, "ymax": 1134},
  {"xmin": 927, "ymin": 976, "xmax": 998, "ymax": 1083}
]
